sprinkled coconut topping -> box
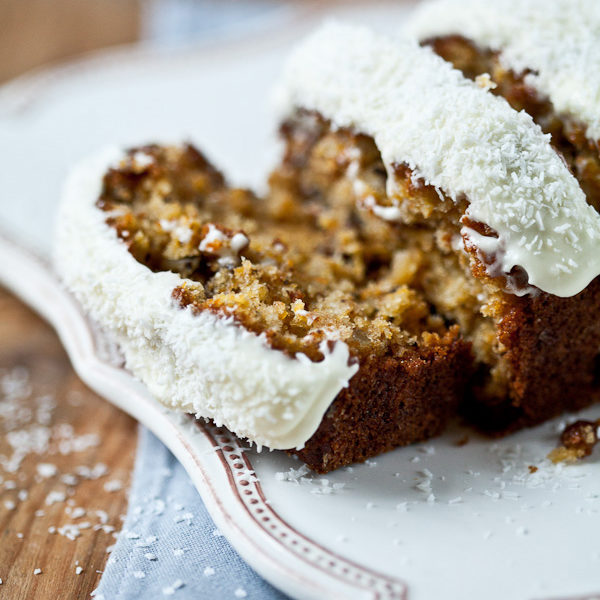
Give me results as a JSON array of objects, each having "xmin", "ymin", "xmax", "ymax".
[
  {"xmin": 278, "ymin": 23, "xmax": 600, "ymax": 297},
  {"xmin": 198, "ymin": 223, "xmax": 249, "ymax": 268},
  {"xmin": 55, "ymin": 148, "xmax": 358, "ymax": 450},
  {"xmin": 408, "ymin": 0, "xmax": 600, "ymax": 140}
]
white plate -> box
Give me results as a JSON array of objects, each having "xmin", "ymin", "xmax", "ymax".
[{"xmin": 1, "ymin": 5, "xmax": 599, "ymax": 599}]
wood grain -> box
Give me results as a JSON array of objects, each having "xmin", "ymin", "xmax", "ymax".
[
  {"xmin": 0, "ymin": 287, "xmax": 138, "ymax": 599},
  {"xmin": 0, "ymin": 0, "xmax": 140, "ymax": 83}
]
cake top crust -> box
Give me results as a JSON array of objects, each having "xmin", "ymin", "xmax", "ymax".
[
  {"xmin": 276, "ymin": 22, "xmax": 600, "ymax": 297},
  {"xmin": 408, "ymin": 0, "xmax": 600, "ymax": 141}
]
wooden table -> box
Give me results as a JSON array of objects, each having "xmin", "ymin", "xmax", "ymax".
[
  {"xmin": 1, "ymin": 6, "xmax": 140, "ymax": 593},
  {"xmin": 0, "ymin": 287, "xmax": 137, "ymax": 599}
]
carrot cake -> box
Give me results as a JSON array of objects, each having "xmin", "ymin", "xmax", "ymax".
[
  {"xmin": 407, "ymin": 0, "xmax": 600, "ymax": 431},
  {"xmin": 55, "ymin": 22, "xmax": 600, "ymax": 472}
]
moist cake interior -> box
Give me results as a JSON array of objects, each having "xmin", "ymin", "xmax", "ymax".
[
  {"xmin": 97, "ymin": 142, "xmax": 454, "ymax": 367},
  {"xmin": 270, "ymin": 112, "xmax": 515, "ymax": 403}
]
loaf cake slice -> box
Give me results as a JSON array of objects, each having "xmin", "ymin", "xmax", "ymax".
[
  {"xmin": 272, "ymin": 22, "xmax": 600, "ymax": 437},
  {"xmin": 55, "ymin": 143, "xmax": 471, "ymax": 472},
  {"xmin": 405, "ymin": 0, "xmax": 600, "ymax": 431},
  {"xmin": 55, "ymin": 22, "xmax": 600, "ymax": 472}
]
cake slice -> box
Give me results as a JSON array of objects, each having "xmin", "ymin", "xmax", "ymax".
[
  {"xmin": 272, "ymin": 22, "xmax": 600, "ymax": 436},
  {"xmin": 55, "ymin": 143, "xmax": 471, "ymax": 473},
  {"xmin": 55, "ymin": 22, "xmax": 600, "ymax": 472}
]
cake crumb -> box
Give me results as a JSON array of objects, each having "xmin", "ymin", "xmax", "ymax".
[
  {"xmin": 33, "ymin": 568, "xmax": 42, "ymax": 575},
  {"xmin": 203, "ymin": 567, "xmax": 215, "ymax": 577},
  {"xmin": 234, "ymin": 588, "xmax": 247, "ymax": 598},
  {"xmin": 133, "ymin": 571, "xmax": 146, "ymax": 579},
  {"xmin": 75, "ymin": 566, "xmax": 83, "ymax": 575},
  {"xmin": 549, "ymin": 419, "xmax": 600, "ymax": 463}
]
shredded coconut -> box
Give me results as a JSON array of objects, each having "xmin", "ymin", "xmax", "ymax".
[
  {"xmin": 45, "ymin": 490, "xmax": 66, "ymax": 505},
  {"xmin": 37, "ymin": 463, "xmax": 57, "ymax": 478},
  {"xmin": 278, "ymin": 22, "xmax": 600, "ymax": 297},
  {"xmin": 409, "ymin": 0, "xmax": 600, "ymax": 140},
  {"xmin": 103, "ymin": 480, "xmax": 123, "ymax": 492},
  {"xmin": 162, "ymin": 579, "xmax": 184, "ymax": 596}
]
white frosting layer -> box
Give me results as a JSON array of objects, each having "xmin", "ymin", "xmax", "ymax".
[
  {"xmin": 54, "ymin": 148, "xmax": 358, "ymax": 450},
  {"xmin": 277, "ymin": 23, "xmax": 600, "ymax": 297},
  {"xmin": 408, "ymin": 0, "xmax": 600, "ymax": 141}
]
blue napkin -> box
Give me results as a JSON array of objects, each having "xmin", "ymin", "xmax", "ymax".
[{"xmin": 94, "ymin": 426, "xmax": 289, "ymax": 600}]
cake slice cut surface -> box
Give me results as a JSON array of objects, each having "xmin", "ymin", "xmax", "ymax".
[{"xmin": 273, "ymin": 22, "xmax": 600, "ymax": 436}]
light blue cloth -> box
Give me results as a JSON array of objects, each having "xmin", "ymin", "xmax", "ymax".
[
  {"xmin": 142, "ymin": 0, "xmax": 293, "ymax": 46},
  {"xmin": 95, "ymin": 426, "xmax": 290, "ymax": 599}
]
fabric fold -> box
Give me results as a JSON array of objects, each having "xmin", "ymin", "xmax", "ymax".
[{"xmin": 95, "ymin": 426, "xmax": 288, "ymax": 600}]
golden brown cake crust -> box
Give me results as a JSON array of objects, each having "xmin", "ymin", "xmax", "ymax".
[
  {"xmin": 294, "ymin": 328, "xmax": 472, "ymax": 473},
  {"xmin": 467, "ymin": 277, "xmax": 600, "ymax": 433}
]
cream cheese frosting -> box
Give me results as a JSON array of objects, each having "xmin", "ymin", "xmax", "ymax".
[
  {"xmin": 407, "ymin": 0, "xmax": 600, "ymax": 141},
  {"xmin": 276, "ymin": 22, "xmax": 600, "ymax": 297},
  {"xmin": 54, "ymin": 148, "xmax": 358, "ymax": 450}
]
